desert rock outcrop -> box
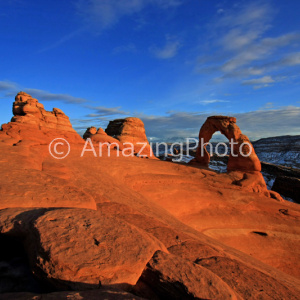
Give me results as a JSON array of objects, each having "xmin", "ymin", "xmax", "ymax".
[
  {"xmin": 83, "ymin": 126, "xmax": 123, "ymax": 150},
  {"xmin": 0, "ymin": 92, "xmax": 83, "ymax": 144},
  {"xmin": 11, "ymin": 92, "xmax": 75, "ymax": 132},
  {"xmin": 105, "ymin": 117, "xmax": 153, "ymax": 157}
]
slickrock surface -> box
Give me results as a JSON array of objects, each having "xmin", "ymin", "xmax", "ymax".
[
  {"xmin": 105, "ymin": 117, "xmax": 153, "ymax": 157},
  {"xmin": 0, "ymin": 94, "xmax": 300, "ymax": 299},
  {"xmin": 0, "ymin": 208, "xmax": 166, "ymax": 290},
  {"xmin": 0, "ymin": 142, "xmax": 96, "ymax": 210},
  {"xmin": 134, "ymin": 250, "xmax": 239, "ymax": 299},
  {"xmin": 1, "ymin": 144, "xmax": 300, "ymax": 298}
]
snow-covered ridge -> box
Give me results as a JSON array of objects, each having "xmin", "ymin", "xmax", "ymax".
[{"xmin": 253, "ymin": 135, "xmax": 300, "ymax": 169}]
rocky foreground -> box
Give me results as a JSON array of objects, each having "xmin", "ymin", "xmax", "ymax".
[{"xmin": 0, "ymin": 92, "xmax": 299, "ymax": 299}]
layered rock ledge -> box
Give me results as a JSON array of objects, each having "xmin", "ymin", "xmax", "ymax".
[{"xmin": 0, "ymin": 91, "xmax": 83, "ymax": 144}]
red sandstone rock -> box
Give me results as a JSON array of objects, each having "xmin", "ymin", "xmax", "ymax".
[
  {"xmin": 192, "ymin": 115, "xmax": 270, "ymax": 195},
  {"xmin": 168, "ymin": 240, "xmax": 225, "ymax": 260},
  {"xmin": 105, "ymin": 117, "xmax": 153, "ymax": 158},
  {"xmin": 83, "ymin": 126, "xmax": 98, "ymax": 139},
  {"xmin": 197, "ymin": 256, "xmax": 299, "ymax": 299},
  {"xmin": 1, "ymin": 92, "xmax": 83, "ymax": 144},
  {"xmin": 83, "ymin": 126, "xmax": 124, "ymax": 150},
  {"xmin": 133, "ymin": 250, "xmax": 239, "ymax": 299},
  {"xmin": 0, "ymin": 143, "xmax": 97, "ymax": 210},
  {"xmin": 12, "ymin": 92, "xmax": 75, "ymax": 132},
  {"xmin": 195, "ymin": 116, "xmax": 261, "ymax": 172},
  {"xmin": 0, "ymin": 208, "xmax": 166, "ymax": 290}
]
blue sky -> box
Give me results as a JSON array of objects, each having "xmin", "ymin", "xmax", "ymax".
[{"xmin": 1, "ymin": 0, "xmax": 300, "ymax": 141}]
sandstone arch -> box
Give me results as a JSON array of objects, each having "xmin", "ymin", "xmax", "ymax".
[{"xmin": 195, "ymin": 116, "xmax": 261, "ymax": 172}]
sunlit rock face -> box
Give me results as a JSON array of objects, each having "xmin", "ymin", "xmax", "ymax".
[
  {"xmin": 83, "ymin": 126, "xmax": 123, "ymax": 149},
  {"xmin": 105, "ymin": 117, "xmax": 153, "ymax": 157},
  {"xmin": 11, "ymin": 91, "xmax": 75, "ymax": 132},
  {"xmin": 1, "ymin": 92, "xmax": 83, "ymax": 144},
  {"xmin": 195, "ymin": 116, "xmax": 261, "ymax": 172}
]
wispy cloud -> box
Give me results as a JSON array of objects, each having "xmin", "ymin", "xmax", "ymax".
[
  {"xmin": 198, "ymin": 99, "xmax": 229, "ymax": 105},
  {"xmin": 260, "ymin": 102, "xmax": 274, "ymax": 110},
  {"xmin": 277, "ymin": 51, "xmax": 300, "ymax": 67},
  {"xmin": 24, "ymin": 88, "xmax": 87, "ymax": 104},
  {"xmin": 86, "ymin": 105, "xmax": 129, "ymax": 117},
  {"xmin": 0, "ymin": 80, "xmax": 87, "ymax": 104},
  {"xmin": 37, "ymin": 28, "xmax": 86, "ymax": 53},
  {"xmin": 72, "ymin": 105, "xmax": 131, "ymax": 135},
  {"xmin": 76, "ymin": 0, "xmax": 182, "ymax": 30},
  {"xmin": 242, "ymin": 75, "xmax": 274, "ymax": 89},
  {"xmin": 0, "ymin": 80, "xmax": 18, "ymax": 91},
  {"xmin": 198, "ymin": 1, "xmax": 300, "ymax": 86},
  {"xmin": 150, "ymin": 37, "xmax": 181, "ymax": 59}
]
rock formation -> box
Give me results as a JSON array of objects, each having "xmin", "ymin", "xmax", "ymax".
[
  {"xmin": 1, "ymin": 95, "xmax": 300, "ymax": 299},
  {"xmin": 195, "ymin": 116, "xmax": 261, "ymax": 172},
  {"xmin": 83, "ymin": 126, "xmax": 123, "ymax": 150},
  {"xmin": 83, "ymin": 126, "xmax": 98, "ymax": 139},
  {"xmin": 0, "ymin": 92, "xmax": 83, "ymax": 144},
  {"xmin": 105, "ymin": 117, "xmax": 153, "ymax": 157},
  {"xmin": 11, "ymin": 92, "xmax": 75, "ymax": 132}
]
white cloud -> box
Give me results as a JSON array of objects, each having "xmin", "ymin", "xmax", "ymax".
[
  {"xmin": 242, "ymin": 75, "xmax": 274, "ymax": 86},
  {"xmin": 24, "ymin": 88, "xmax": 87, "ymax": 104},
  {"xmin": 217, "ymin": 2, "xmax": 272, "ymax": 28},
  {"xmin": 221, "ymin": 33, "xmax": 300, "ymax": 74},
  {"xmin": 0, "ymin": 80, "xmax": 87, "ymax": 104},
  {"xmin": 198, "ymin": 99, "xmax": 229, "ymax": 105},
  {"xmin": 150, "ymin": 37, "xmax": 180, "ymax": 59},
  {"xmin": 280, "ymin": 52, "xmax": 300, "ymax": 66},
  {"xmin": 198, "ymin": 1, "xmax": 300, "ymax": 85},
  {"xmin": 85, "ymin": 105, "xmax": 129, "ymax": 117},
  {"xmin": 0, "ymin": 80, "xmax": 18, "ymax": 91},
  {"xmin": 260, "ymin": 102, "xmax": 274, "ymax": 110}
]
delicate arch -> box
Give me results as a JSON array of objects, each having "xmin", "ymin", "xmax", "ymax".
[{"xmin": 195, "ymin": 116, "xmax": 261, "ymax": 172}]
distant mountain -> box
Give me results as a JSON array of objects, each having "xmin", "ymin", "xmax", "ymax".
[{"xmin": 253, "ymin": 135, "xmax": 300, "ymax": 169}]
